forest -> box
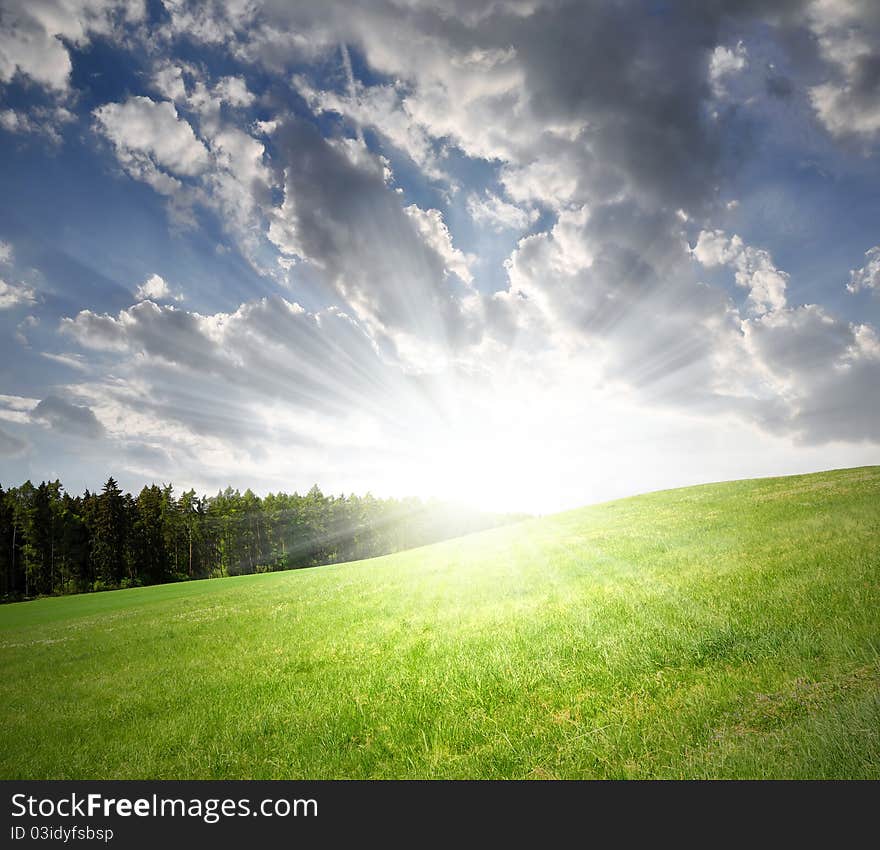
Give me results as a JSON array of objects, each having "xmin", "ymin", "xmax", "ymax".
[{"xmin": 0, "ymin": 477, "xmax": 522, "ymax": 600}]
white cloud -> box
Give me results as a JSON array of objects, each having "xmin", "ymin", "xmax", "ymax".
[
  {"xmin": 0, "ymin": 0, "xmax": 144, "ymax": 92},
  {"xmin": 213, "ymin": 75, "xmax": 254, "ymax": 107},
  {"xmin": 466, "ymin": 191, "xmax": 538, "ymax": 232},
  {"xmin": 55, "ymin": 295, "xmax": 420, "ymax": 475},
  {"xmin": 1, "ymin": 109, "xmax": 25, "ymax": 132},
  {"xmin": 0, "ymin": 240, "xmax": 12, "ymax": 263},
  {"xmin": 253, "ymin": 119, "xmax": 278, "ymax": 135},
  {"xmin": 0, "ymin": 278, "xmax": 37, "ymax": 309},
  {"xmin": 810, "ymin": 82, "xmax": 880, "ymax": 138},
  {"xmin": 151, "ymin": 61, "xmax": 189, "ymax": 103},
  {"xmin": 692, "ymin": 230, "xmax": 788, "ymax": 315},
  {"xmin": 806, "ymin": 0, "xmax": 880, "ymax": 139},
  {"xmin": 159, "ymin": 0, "xmax": 258, "ymax": 46},
  {"xmin": 134, "ymin": 273, "xmax": 169, "ymax": 301},
  {"xmin": 93, "ymin": 96, "xmax": 210, "ymax": 178},
  {"xmin": 203, "ymin": 126, "xmax": 271, "ymax": 254},
  {"xmin": 115, "ymin": 67, "xmax": 275, "ymax": 267},
  {"xmin": 500, "ymin": 204, "xmax": 880, "ymax": 444},
  {"xmin": 295, "ymin": 74, "xmax": 447, "ymax": 181},
  {"xmin": 404, "ymin": 205, "xmax": 474, "ymax": 284},
  {"xmin": 499, "ymin": 151, "xmax": 589, "ymax": 211},
  {"xmin": 852, "ymin": 323, "xmax": 880, "ymax": 359},
  {"xmin": 60, "ymin": 307, "xmax": 135, "ymax": 352},
  {"xmin": 60, "ymin": 297, "xmax": 386, "ymax": 400},
  {"xmin": 709, "ymin": 41, "xmax": 748, "ymax": 96},
  {"xmin": 40, "ymin": 351, "xmax": 90, "ymax": 371},
  {"xmin": 0, "ymin": 105, "xmax": 75, "ymax": 143},
  {"xmin": 151, "ymin": 62, "xmax": 255, "ymax": 133},
  {"xmin": 847, "ymin": 245, "xmax": 880, "ymax": 293},
  {"xmin": 134, "ymin": 273, "xmax": 183, "ymax": 302},
  {"xmin": 15, "ymin": 314, "xmax": 39, "ymax": 345},
  {"xmin": 0, "ymin": 393, "xmax": 39, "ymax": 424}
]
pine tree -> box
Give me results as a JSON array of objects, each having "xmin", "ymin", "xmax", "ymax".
[{"xmin": 91, "ymin": 477, "xmax": 126, "ymax": 587}]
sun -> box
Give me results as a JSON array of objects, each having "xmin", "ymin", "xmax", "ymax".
[{"xmin": 385, "ymin": 387, "xmax": 566, "ymax": 514}]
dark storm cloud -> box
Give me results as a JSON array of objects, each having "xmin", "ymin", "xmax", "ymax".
[
  {"xmin": 268, "ymin": 117, "xmax": 479, "ymax": 351},
  {"xmin": 32, "ymin": 395, "xmax": 105, "ymax": 439},
  {"xmin": 502, "ymin": 3, "xmax": 728, "ymax": 212},
  {"xmin": 241, "ymin": 1, "xmax": 809, "ymax": 213}
]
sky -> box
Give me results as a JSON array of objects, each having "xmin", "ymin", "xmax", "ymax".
[{"xmin": 0, "ymin": 0, "xmax": 878, "ymax": 514}]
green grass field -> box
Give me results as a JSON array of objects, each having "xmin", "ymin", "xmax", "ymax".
[{"xmin": 2, "ymin": 466, "xmax": 878, "ymax": 779}]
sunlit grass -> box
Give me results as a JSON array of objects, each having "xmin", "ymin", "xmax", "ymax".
[{"xmin": 1, "ymin": 466, "xmax": 878, "ymax": 778}]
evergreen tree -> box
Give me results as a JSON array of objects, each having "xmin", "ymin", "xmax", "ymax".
[
  {"xmin": 0, "ymin": 474, "xmax": 517, "ymax": 599},
  {"xmin": 0, "ymin": 485, "xmax": 13, "ymax": 598},
  {"xmin": 91, "ymin": 477, "xmax": 127, "ymax": 587}
]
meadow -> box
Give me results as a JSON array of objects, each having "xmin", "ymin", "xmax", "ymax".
[{"xmin": 1, "ymin": 466, "xmax": 878, "ymax": 779}]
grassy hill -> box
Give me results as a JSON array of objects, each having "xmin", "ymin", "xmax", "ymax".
[{"xmin": 1, "ymin": 466, "xmax": 878, "ymax": 779}]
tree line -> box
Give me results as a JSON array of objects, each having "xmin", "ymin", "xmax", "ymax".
[{"xmin": 0, "ymin": 477, "xmax": 523, "ymax": 601}]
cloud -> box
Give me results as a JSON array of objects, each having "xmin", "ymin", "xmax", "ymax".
[
  {"xmin": 741, "ymin": 304, "xmax": 880, "ymax": 443},
  {"xmin": 709, "ymin": 41, "xmax": 749, "ymax": 96},
  {"xmin": 295, "ymin": 72, "xmax": 447, "ymax": 181},
  {"xmin": 501, "ymin": 201, "xmax": 879, "ymax": 444},
  {"xmin": 52, "ymin": 295, "xmax": 441, "ymax": 488},
  {"xmin": 692, "ymin": 230, "xmax": 788, "ymax": 315},
  {"xmin": 0, "ymin": 394, "xmax": 38, "ymax": 424},
  {"xmin": 92, "ymin": 93, "xmax": 271, "ymax": 237},
  {"xmin": 135, "ymin": 273, "xmax": 170, "ymax": 301},
  {"xmin": 0, "ymin": 427, "xmax": 27, "ymax": 457},
  {"xmin": 15, "ymin": 314, "xmax": 39, "ymax": 345},
  {"xmin": 151, "ymin": 1, "xmax": 829, "ymax": 229},
  {"xmin": 31, "ymin": 395, "xmax": 106, "ymax": 439},
  {"xmin": 202, "ymin": 126, "xmax": 273, "ymax": 260},
  {"xmin": 213, "ymin": 75, "xmax": 255, "ymax": 108},
  {"xmin": 0, "ymin": 0, "xmax": 144, "ymax": 92},
  {"xmin": 502, "ymin": 203, "xmax": 730, "ymax": 391},
  {"xmin": 0, "ymin": 240, "xmax": 11, "ymax": 263},
  {"xmin": 4, "ymin": 0, "xmax": 879, "ymax": 499},
  {"xmin": 0, "ymin": 105, "xmax": 75, "ymax": 144},
  {"xmin": 107, "ymin": 65, "xmax": 275, "ymax": 266},
  {"xmin": 847, "ymin": 246, "xmax": 880, "ymax": 294},
  {"xmin": 0, "ymin": 278, "xmax": 37, "ymax": 309},
  {"xmin": 151, "ymin": 61, "xmax": 189, "ymax": 103},
  {"xmin": 134, "ymin": 273, "xmax": 182, "ymax": 302},
  {"xmin": 152, "ymin": 61, "xmax": 255, "ymax": 122},
  {"xmin": 40, "ymin": 351, "xmax": 89, "ymax": 371},
  {"xmin": 810, "ymin": 82, "xmax": 880, "ymax": 139},
  {"xmin": 466, "ymin": 191, "xmax": 537, "ymax": 232},
  {"xmin": 157, "ymin": 0, "xmax": 261, "ymax": 47},
  {"xmin": 61, "ymin": 300, "xmax": 225, "ymax": 364},
  {"xmin": 93, "ymin": 96, "xmax": 210, "ymax": 178},
  {"xmin": 403, "ymin": 205, "xmax": 474, "ymax": 284},
  {"xmin": 806, "ymin": 0, "xmax": 880, "ymax": 139},
  {"xmin": 267, "ymin": 118, "xmax": 480, "ymax": 360},
  {"xmin": 59, "ymin": 296, "xmax": 398, "ymax": 417}
]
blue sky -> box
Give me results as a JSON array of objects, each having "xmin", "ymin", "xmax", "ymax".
[{"xmin": 0, "ymin": 1, "xmax": 878, "ymax": 512}]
